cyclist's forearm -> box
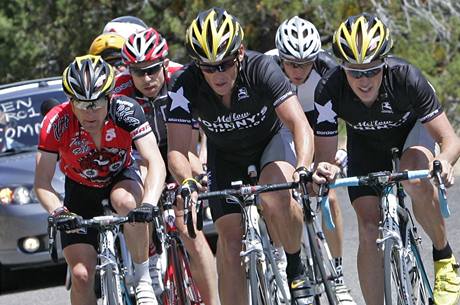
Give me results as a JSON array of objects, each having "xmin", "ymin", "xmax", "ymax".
[
  {"xmin": 292, "ymin": 123, "xmax": 314, "ymax": 168},
  {"xmin": 436, "ymin": 135, "xmax": 460, "ymax": 166},
  {"xmin": 35, "ymin": 185, "xmax": 62, "ymax": 214},
  {"xmin": 143, "ymin": 157, "xmax": 166, "ymax": 206}
]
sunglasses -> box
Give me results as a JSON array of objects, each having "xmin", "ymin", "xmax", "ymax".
[
  {"xmin": 343, "ymin": 63, "xmax": 385, "ymax": 79},
  {"xmin": 197, "ymin": 57, "xmax": 238, "ymax": 74},
  {"xmin": 71, "ymin": 96, "xmax": 108, "ymax": 110},
  {"xmin": 282, "ymin": 59, "xmax": 315, "ymax": 69},
  {"xmin": 130, "ymin": 61, "xmax": 164, "ymax": 77}
]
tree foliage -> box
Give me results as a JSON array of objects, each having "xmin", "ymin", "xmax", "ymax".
[{"xmin": 1, "ymin": 0, "xmax": 459, "ymax": 125}]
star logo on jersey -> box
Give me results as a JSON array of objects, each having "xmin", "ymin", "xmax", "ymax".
[
  {"xmin": 237, "ymin": 87, "xmax": 249, "ymax": 101},
  {"xmin": 381, "ymin": 101, "xmax": 393, "ymax": 114},
  {"xmin": 315, "ymin": 100, "xmax": 337, "ymax": 124},
  {"xmin": 169, "ymin": 87, "xmax": 190, "ymax": 113}
]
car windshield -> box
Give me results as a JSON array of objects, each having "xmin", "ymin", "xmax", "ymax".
[{"xmin": 0, "ymin": 89, "xmax": 66, "ymax": 154}]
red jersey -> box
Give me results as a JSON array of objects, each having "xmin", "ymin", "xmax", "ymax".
[
  {"xmin": 38, "ymin": 96, "xmax": 152, "ymax": 188},
  {"xmin": 113, "ymin": 62, "xmax": 183, "ymax": 148}
]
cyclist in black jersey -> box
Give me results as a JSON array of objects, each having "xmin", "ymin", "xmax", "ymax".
[
  {"xmin": 166, "ymin": 7, "xmax": 314, "ymax": 305},
  {"xmin": 312, "ymin": 13, "xmax": 460, "ymax": 305},
  {"xmin": 267, "ymin": 16, "xmax": 355, "ymax": 304},
  {"xmin": 118, "ymin": 27, "xmax": 218, "ymax": 305}
]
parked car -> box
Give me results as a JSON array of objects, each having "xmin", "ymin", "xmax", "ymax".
[
  {"xmin": 0, "ymin": 77, "xmax": 68, "ymax": 290},
  {"xmin": 0, "ymin": 76, "xmax": 217, "ymax": 290}
]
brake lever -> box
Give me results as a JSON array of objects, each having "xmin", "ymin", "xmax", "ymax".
[
  {"xmin": 47, "ymin": 216, "xmax": 58, "ymax": 263},
  {"xmin": 433, "ymin": 160, "xmax": 450, "ymax": 218}
]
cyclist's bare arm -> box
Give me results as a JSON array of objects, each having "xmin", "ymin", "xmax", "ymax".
[
  {"xmin": 198, "ymin": 128, "xmax": 207, "ymax": 165},
  {"xmin": 135, "ymin": 132, "xmax": 166, "ymax": 205},
  {"xmin": 167, "ymin": 123, "xmax": 194, "ymax": 184},
  {"xmin": 188, "ymin": 128, "xmax": 205, "ymax": 177},
  {"xmin": 423, "ymin": 113, "xmax": 460, "ymax": 186},
  {"xmin": 276, "ymin": 95, "xmax": 314, "ymax": 168},
  {"xmin": 34, "ymin": 150, "xmax": 61, "ymax": 213}
]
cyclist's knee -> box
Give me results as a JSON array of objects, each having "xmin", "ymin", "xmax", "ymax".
[
  {"xmin": 402, "ymin": 178, "xmax": 433, "ymax": 199},
  {"xmin": 260, "ymin": 190, "xmax": 293, "ymax": 215},
  {"xmin": 71, "ymin": 263, "xmax": 95, "ymax": 289},
  {"xmin": 111, "ymin": 189, "xmax": 138, "ymax": 215}
]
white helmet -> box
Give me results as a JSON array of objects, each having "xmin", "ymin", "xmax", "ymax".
[
  {"xmin": 103, "ymin": 16, "xmax": 148, "ymax": 40},
  {"xmin": 275, "ymin": 16, "xmax": 321, "ymax": 62}
]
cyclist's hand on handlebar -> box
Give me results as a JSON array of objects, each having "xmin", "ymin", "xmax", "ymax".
[
  {"xmin": 311, "ymin": 162, "xmax": 340, "ymax": 194},
  {"xmin": 51, "ymin": 206, "xmax": 82, "ymax": 231},
  {"xmin": 313, "ymin": 162, "xmax": 340, "ymax": 183},
  {"xmin": 195, "ymin": 173, "xmax": 208, "ymax": 192},
  {"xmin": 180, "ymin": 178, "xmax": 199, "ymax": 202},
  {"xmin": 128, "ymin": 203, "xmax": 155, "ymax": 223},
  {"xmin": 431, "ymin": 159, "xmax": 455, "ymax": 188}
]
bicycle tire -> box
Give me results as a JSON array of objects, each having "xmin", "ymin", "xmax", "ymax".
[
  {"xmin": 248, "ymin": 251, "xmax": 260, "ymax": 305},
  {"xmin": 101, "ymin": 267, "xmax": 124, "ymax": 305},
  {"xmin": 264, "ymin": 246, "xmax": 289, "ymax": 304},
  {"xmin": 176, "ymin": 243, "xmax": 202, "ymax": 304},
  {"xmin": 306, "ymin": 222, "xmax": 337, "ymax": 305},
  {"xmin": 163, "ymin": 255, "xmax": 179, "ymax": 305},
  {"xmin": 166, "ymin": 238, "xmax": 188, "ymax": 305},
  {"xmin": 260, "ymin": 219, "xmax": 290, "ymax": 304},
  {"xmin": 384, "ymin": 238, "xmax": 408, "ymax": 305}
]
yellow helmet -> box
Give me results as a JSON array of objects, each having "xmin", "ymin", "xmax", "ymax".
[
  {"xmin": 62, "ymin": 55, "xmax": 115, "ymax": 101},
  {"xmin": 333, "ymin": 13, "xmax": 392, "ymax": 64},
  {"xmin": 88, "ymin": 33, "xmax": 125, "ymax": 62},
  {"xmin": 186, "ymin": 7, "xmax": 244, "ymax": 63}
]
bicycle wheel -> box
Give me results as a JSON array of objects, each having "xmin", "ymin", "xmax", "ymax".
[
  {"xmin": 248, "ymin": 251, "xmax": 273, "ymax": 305},
  {"xmin": 176, "ymin": 243, "xmax": 201, "ymax": 304},
  {"xmin": 100, "ymin": 267, "xmax": 124, "ymax": 305},
  {"xmin": 306, "ymin": 223, "xmax": 337, "ymax": 305},
  {"xmin": 260, "ymin": 219, "xmax": 290, "ymax": 304},
  {"xmin": 163, "ymin": 239, "xmax": 187, "ymax": 305},
  {"xmin": 384, "ymin": 239, "xmax": 408, "ymax": 305},
  {"xmin": 163, "ymin": 238, "xmax": 201, "ymax": 305}
]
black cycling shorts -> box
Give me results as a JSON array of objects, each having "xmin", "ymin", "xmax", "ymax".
[
  {"xmin": 207, "ymin": 127, "xmax": 296, "ymax": 222},
  {"xmin": 60, "ymin": 165, "xmax": 142, "ymax": 250},
  {"xmin": 347, "ymin": 122, "xmax": 435, "ymax": 203}
]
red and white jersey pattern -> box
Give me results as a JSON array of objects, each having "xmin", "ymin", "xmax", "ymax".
[{"xmin": 38, "ymin": 96, "xmax": 151, "ymax": 188}]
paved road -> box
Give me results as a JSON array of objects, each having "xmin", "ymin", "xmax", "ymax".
[{"xmin": 1, "ymin": 184, "xmax": 459, "ymax": 305}]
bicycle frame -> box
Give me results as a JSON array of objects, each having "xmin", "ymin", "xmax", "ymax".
[
  {"xmin": 198, "ymin": 179, "xmax": 301, "ymax": 305},
  {"xmin": 159, "ymin": 183, "xmax": 202, "ymax": 305},
  {"xmin": 320, "ymin": 161, "xmax": 448, "ymax": 305},
  {"xmin": 48, "ymin": 202, "xmax": 135, "ymax": 305}
]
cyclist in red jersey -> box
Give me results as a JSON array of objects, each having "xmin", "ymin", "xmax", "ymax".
[
  {"xmin": 34, "ymin": 55, "xmax": 165, "ymax": 305},
  {"xmin": 116, "ymin": 28, "xmax": 218, "ymax": 304}
]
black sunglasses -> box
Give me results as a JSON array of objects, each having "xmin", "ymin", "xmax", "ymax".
[
  {"xmin": 197, "ymin": 57, "xmax": 238, "ymax": 74},
  {"xmin": 130, "ymin": 62, "xmax": 164, "ymax": 77},
  {"xmin": 343, "ymin": 63, "xmax": 385, "ymax": 79},
  {"xmin": 282, "ymin": 59, "xmax": 315, "ymax": 69}
]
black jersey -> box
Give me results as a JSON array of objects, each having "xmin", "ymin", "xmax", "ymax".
[
  {"xmin": 267, "ymin": 49, "xmax": 338, "ymax": 126},
  {"xmin": 313, "ymin": 56, "xmax": 442, "ymax": 151},
  {"xmin": 167, "ymin": 50, "xmax": 295, "ymax": 161}
]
